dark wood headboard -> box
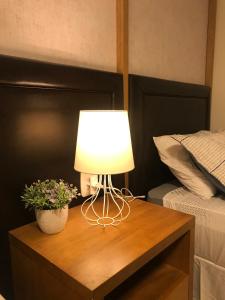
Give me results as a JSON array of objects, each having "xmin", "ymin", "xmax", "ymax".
[
  {"xmin": 128, "ymin": 74, "xmax": 210, "ymax": 196},
  {"xmin": 0, "ymin": 55, "xmax": 123, "ymax": 299}
]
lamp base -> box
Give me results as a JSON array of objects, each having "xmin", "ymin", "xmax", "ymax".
[
  {"xmin": 97, "ymin": 216, "xmax": 115, "ymax": 226},
  {"xmin": 81, "ymin": 175, "xmax": 131, "ymax": 227}
]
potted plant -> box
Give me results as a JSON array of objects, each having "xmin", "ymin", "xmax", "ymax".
[{"xmin": 21, "ymin": 179, "xmax": 79, "ymax": 234}]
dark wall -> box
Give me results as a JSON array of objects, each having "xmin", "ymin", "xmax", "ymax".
[
  {"xmin": 0, "ymin": 55, "xmax": 123, "ymax": 299},
  {"xmin": 128, "ymin": 74, "xmax": 210, "ymax": 196}
]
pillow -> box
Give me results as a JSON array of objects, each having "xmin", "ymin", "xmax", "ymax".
[
  {"xmin": 153, "ymin": 131, "xmax": 216, "ymax": 199},
  {"xmin": 181, "ymin": 131, "xmax": 225, "ymax": 194}
]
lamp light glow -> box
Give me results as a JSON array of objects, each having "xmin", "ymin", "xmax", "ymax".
[
  {"xmin": 75, "ymin": 110, "xmax": 134, "ymax": 174},
  {"xmin": 74, "ymin": 110, "xmax": 134, "ymax": 226}
]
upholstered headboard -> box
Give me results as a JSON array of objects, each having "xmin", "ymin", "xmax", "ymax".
[
  {"xmin": 0, "ymin": 55, "xmax": 123, "ymax": 298},
  {"xmin": 128, "ymin": 74, "xmax": 210, "ymax": 196}
]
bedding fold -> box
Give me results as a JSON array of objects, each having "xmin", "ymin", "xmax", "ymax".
[{"xmin": 164, "ymin": 187, "xmax": 225, "ymax": 300}]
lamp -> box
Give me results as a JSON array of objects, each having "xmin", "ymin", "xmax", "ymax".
[{"xmin": 74, "ymin": 110, "xmax": 134, "ymax": 226}]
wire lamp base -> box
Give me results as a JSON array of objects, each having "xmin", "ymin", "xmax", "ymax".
[{"xmin": 81, "ymin": 174, "xmax": 131, "ymax": 227}]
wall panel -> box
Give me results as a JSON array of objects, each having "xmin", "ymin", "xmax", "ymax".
[
  {"xmin": 129, "ymin": 0, "xmax": 209, "ymax": 84},
  {"xmin": 0, "ymin": 0, "xmax": 116, "ymax": 71},
  {"xmin": 211, "ymin": 0, "xmax": 225, "ymax": 130}
]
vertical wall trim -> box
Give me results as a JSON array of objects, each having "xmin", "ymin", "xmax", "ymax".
[
  {"xmin": 116, "ymin": 0, "xmax": 129, "ymax": 188},
  {"xmin": 116, "ymin": 0, "xmax": 128, "ymax": 110},
  {"xmin": 205, "ymin": 0, "xmax": 217, "ymax": 87}
]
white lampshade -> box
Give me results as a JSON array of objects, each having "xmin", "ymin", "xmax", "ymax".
[{"xmin": 74, "ymin": 110, "xmax": 134, "ymax": 175}]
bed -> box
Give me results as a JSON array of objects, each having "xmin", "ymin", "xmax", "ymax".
[
  {"xmin": 128, "ymin": 74, "xmax": 225, "ymax": 299},
  {"xmin": 0, "ymin": 55, "xmax": 124, "ymax": 299}
]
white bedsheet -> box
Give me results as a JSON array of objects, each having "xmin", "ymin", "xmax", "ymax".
[{"xmin": 163, "ymin": 187, "xmax": 225, "ymax": 300}]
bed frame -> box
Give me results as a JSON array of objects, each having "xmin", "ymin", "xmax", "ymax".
[
  {"xmin": 0, "ymin": 55, "xmax": 123, "ymax": 299},
  {"xmin": 0, "ymin": 56, "xmax": 211, "ymax": 299},
  {"xmin": 128, "ymin": 74, "xmax": 211, "ymax": 196}
]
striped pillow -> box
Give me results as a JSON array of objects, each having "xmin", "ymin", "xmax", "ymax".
[
  {"xmin": 181, "ymin": 131, "xmax": 225, "ymax": 193},
  {"xmin": 153, "ymin": 131, "xmax": 216, "ymax": 199}
]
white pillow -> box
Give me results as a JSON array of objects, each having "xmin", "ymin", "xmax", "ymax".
[
  {"xmin": 153, "ymin": 131, "xmax": 216, "ymax": 199},
  {"xmin": 181, "ymin": 130, "xmax": 225, "ymax": 194}
]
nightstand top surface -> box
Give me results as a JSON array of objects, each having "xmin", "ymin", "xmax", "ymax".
[{"xmin": 10, "ymin": 199, "xmax": 194, "ymax": 298}]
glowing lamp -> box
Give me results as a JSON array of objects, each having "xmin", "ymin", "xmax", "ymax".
[{"xmin": 75, "ymin": 110, "xmax": 134, "ymax": 226}]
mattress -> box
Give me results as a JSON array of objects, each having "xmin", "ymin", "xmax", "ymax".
[
  {"xmin": 147, "ymin": 180, "xmax": 181, "ymax": 205},
  {"xmin": 164, "ymin": 187, "xmax": 225, "ymax": 268},
  {"xmin": 148, "ymin": 183, "xmax": 225, "ymax": 267},
  {"xmin": 163, "ymin": 187, "xmax": 225, "ymax": 299}
]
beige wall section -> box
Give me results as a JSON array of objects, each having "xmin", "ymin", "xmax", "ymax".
[
  {"xmin": 211, "ymin": 0, "xmax": 225, "ymax": 130},
  {"xmin": 0, "ymin": 0, "xmax": 116, "ymax": 71},
  {"xmin": 129, "ymin": 0, "xmax": 209, "ymax": 84}
]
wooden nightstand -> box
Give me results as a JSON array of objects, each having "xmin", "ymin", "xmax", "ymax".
[{"xmin": 9, "ymin": 199, "xmax": 194, "ymax": 300}]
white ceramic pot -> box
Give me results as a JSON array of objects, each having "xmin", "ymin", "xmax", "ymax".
[{"xmin": 35, "ymin": 205, "xmax": 68, "ymax": 234}]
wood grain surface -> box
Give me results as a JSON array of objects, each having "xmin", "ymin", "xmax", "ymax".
[{"xmin": 10, "ymin": 199, "xmax": 194, "ymax": 299}]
